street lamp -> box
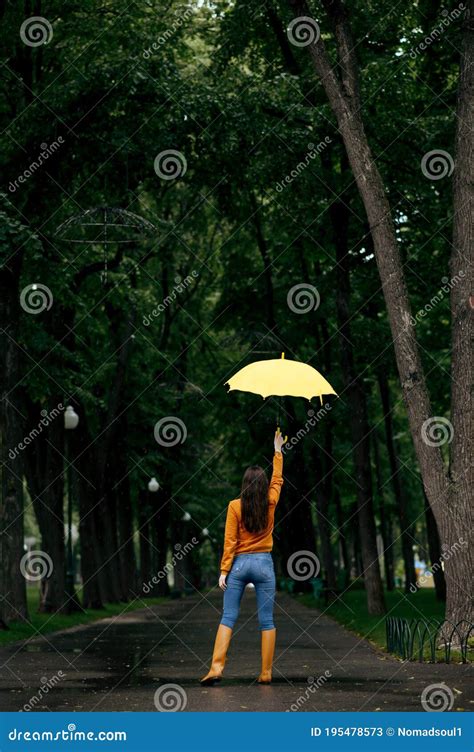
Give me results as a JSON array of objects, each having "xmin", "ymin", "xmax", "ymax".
[
  {"xmin": 64, "ymin": 405, "xmax": 79, "ymax": 430},
  {"xmin": 64, "ymin": 406, "xmax": 79, "ymax": 606},
  {"xmin": 201, "ymin": 527, "xmax": 217, "ymax": 546},
  {"xmin": 181, "ymin": 511, "xmax": 194, "ymax": 595},
  {"xmin": 148, "ymin": 476, "xmax": 159, "ymax": 493},
  {"xmin": 170, "ymin": 511, "xmax": 192, "ymax": 597}
]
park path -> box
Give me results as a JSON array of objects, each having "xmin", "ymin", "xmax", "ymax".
[{"xmin": 0, "ymin": 590, "xmax": 471, "ymax": 712}]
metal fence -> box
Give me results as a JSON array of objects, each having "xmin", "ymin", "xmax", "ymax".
[{"xmin": 386, "ymin": 617, "xmax": 473, "ymax": 663}]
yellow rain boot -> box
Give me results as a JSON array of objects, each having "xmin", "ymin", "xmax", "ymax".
[
  {"xmin": 258, "ymin": 628, "xmax": 276, "ymax": 684},
  {"xmin": 200, "ymin": 624, "xmax": 233, "ymax": 685}
]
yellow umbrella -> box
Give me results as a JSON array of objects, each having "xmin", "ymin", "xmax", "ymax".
[{"xmin": 225, "ymin": 353, "xmax": 337, "ymax": 404}]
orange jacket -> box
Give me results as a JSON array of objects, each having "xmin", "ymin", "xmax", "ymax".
[{"xmin": 220, "ymin": 452, "xmax": 284, "ymax": 574}]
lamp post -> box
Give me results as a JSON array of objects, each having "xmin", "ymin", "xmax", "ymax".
[
  {"xmin": 181, "ymin": 511, "xmax": 194, "ymax": 595},
  {"xmin": 201, "ymin": 527, "xmax": 218, "ymax": 586},
  {"xmin": 146, "ymin": 477, "xmax": 160, "ymax": 593},
  {"xmin": 64, "ymin": 406, "xmax": 79, "ymax": 605}
]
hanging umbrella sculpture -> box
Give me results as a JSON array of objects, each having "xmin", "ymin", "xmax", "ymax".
[
  {"xmin": 55, "ymin": 207, "xmax": 157, "ymax": 284},
  {"xmin": 225, "ymin": 352, "xmax": 337, "ymax": 442}
]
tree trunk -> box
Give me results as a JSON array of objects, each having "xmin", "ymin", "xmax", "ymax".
[
  {"xmin": 74, "ymin": 415, "xmax": 104, "ymax": 610},
  {"xmin": 377, "ymin": 369, "xmax": 416, "ymax": 591},
  {"xmin": 96, "ymin": 482, "xmax": 123, "ymax": 603},
  {"xmin": 313, "ymin": 322, "xmax": 338, "ymax": 592},
  {"xmin": 89, "ymin": 309, "xmax": 137, "ymax": 604},
  {"xmin": 342, "ymin": 374, "xmax": 385, "ymax": 614},
  {"xmin": 139, "ymin": 483, "xmax": 171, "ymax": 598},
  {"xmin": 334, "ymin": 489, "xmax": 350, "ymax": 587},
  {"xmin": 287, "ymin": 0, "xmax": 472, "ymax": 623},
  {"xmin": 138, "ymin": 489, "xmax": 152, "ymax": 595},
  {"xmin": 316, "ymin": 317, "xmax": 335, "ymax": 495},
  {"xmin": 372, "ymin": 430, "xmax": 395, "ymax": 591},
  {"xmin": 117, "ymin": 475, "xmax": 136, "ymax": 601},
  {"xmin": 23, "ymin": 400, "xmax": 66, "ymax": 613},
  {"xmin": 0, "ymin": 253, "xmax": 27, "ymax": 625},
  {"xmin": 423, "ymin": 490, "xmax": 446, "ymax": 602},
  {"xmin": 331, "ymin": 191, "xmax": 385, "ymax": 614},
  {"xmin": 351, "ymin": 519, "xmax": 362, "ymax": 579},
  {"xmin": 150, "ymin": 492, "xmax": 171, "ymax": 596},
  {"xmin": 79, "ymin": 454, "xmax": 119, "ymax": 605},
  {"xmin": 116, "ymin": 417, "xmax": 136, "ymax": 601},
  {"xmin": 445, "ymin": 0, "xmax": 473, "ymax": 627},
  {"xmin": 312, "ymin": 447, "xmax": 337, "ymax": 590},
  {"xmin": 277, "ymin": 403, "xmax": 317, "ymax": 591},
  {"xmin": 78, "ymin": 503, "xmax": 104, "ymax": 610}
]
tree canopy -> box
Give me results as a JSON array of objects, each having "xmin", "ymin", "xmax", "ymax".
[{"xmin": 0, "ymin": 0, "xmax": 471, "ymax": 629}]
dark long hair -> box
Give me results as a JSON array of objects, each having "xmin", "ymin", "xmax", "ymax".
[{"xmin": 240, "ymin": 465, "xmax": 269, "ymax": 533}]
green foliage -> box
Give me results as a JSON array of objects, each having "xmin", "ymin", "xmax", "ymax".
[
  {"xmin": 0, "ymin": 0, "xmax": 460, "ymax": 592},
  {"xmin": 0, "ymin": 588, "xmax": 166, "ymax": 646},
  {"xmin": 300, "ymin": 588, "xmax": 445, "ymax": 651}
]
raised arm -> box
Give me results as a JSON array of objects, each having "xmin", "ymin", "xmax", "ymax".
[
  {"xmin": 220, "ymin": 503, "xmax": 239, "ymax": 575},
  {"xmin": 268, "ymin": 429, "xmax": 285, "ymax": 505}
]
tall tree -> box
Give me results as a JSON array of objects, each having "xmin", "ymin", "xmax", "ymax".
[
  {"xmin": 287, "ymin": 0, "xmax": 473, "ymax": 625},
  {"xmin": 332, "ymin": 195, "xmax": 385, "ymax": 615},
  {"xmin": 377, "ymin": 369, "xmax": 416, "ymax": 592},
  {"xmin": 0, "ymin": 209, "xmax": 34, "ymax": 625}
]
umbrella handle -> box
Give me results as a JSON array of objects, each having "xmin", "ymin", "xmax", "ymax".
[
  {"xmin": 276, "ymin": 425, "xmax": 288, "ymax": 444},
  {"xmin": 276, "ymin": 399, "xmax": 288, "ymax": 442}
]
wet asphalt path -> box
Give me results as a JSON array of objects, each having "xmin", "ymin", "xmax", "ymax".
[{"xmin": 0, "ymin": 591, "xmax": 471, "ymax": 712}]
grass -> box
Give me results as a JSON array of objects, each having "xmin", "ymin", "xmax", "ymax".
[
  {"xmin": 0, "ymin": 588, "xmax": 166, "ymax": 646},
  {"xmin": 299, "ymin": 588, "xmax": 445, "ymax": 652}
]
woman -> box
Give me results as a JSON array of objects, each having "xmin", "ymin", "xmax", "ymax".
[{"xmin": 200, "ymin": 429, "xmax": 285, "ymax": 686}]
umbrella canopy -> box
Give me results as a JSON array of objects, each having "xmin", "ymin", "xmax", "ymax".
[{"xmin": 225, "ymin": 353, "xmax": 337, "ymax": 402}]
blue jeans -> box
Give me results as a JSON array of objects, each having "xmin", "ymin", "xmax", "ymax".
[{"xmin": 221, "ymin": 553, "xmax": 276, "ymax": 631}]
